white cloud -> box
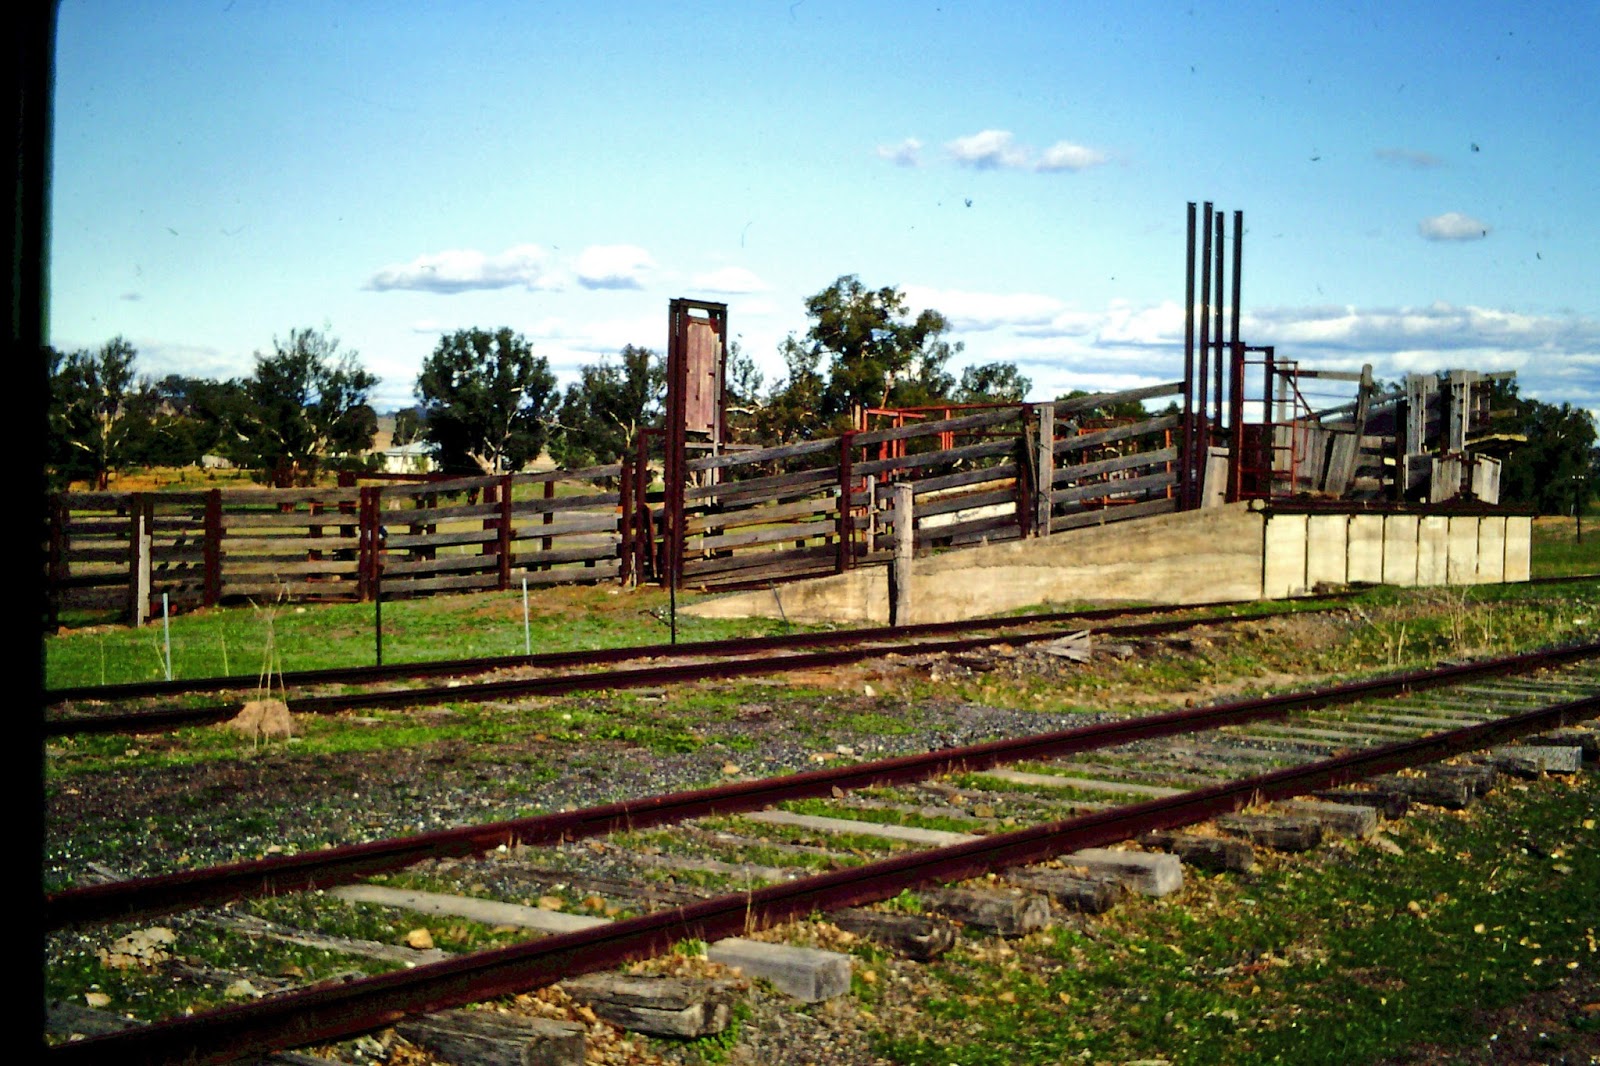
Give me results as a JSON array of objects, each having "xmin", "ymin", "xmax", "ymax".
[
  {"xmin": 409, "ymin": 319, "xmax": 443, "ymax": 334},
  {"xmin": 1036, "ymin": 141, "xmax": 1108, "ymax": 172},
  {"xmin": 875, "ymin": 138, "xmax": 923, "ymax": 166},
  {"xmin": 691, "ymin": 266, "xmax": 770, "ymax": 294},
  {"xmin": 136, "ymin": 339, "xmax": 245, "ymax": 381},
  {"xmin": 1013, "ymin": 300, "xmax": 1183, "ymax": 346},
  {"xmin": 956, "ymin": 299, "xmax": 1598, "ymax": 413},
  {"xmin": 1241, "ymin": 302, "xmax": 1600, "ymax": 409},
  {"xmin": 575, "ymin": 244, "xmax": 655, "ymax": 290},
  {"xmin": 946, "ymin": 129, "xmax": 1031, "ymax": 169},
  {"xmin": 943, "ymin": 130, "xmax": 1108, "ymax": 173},
  {"xmin": 1375, "ymin": 147, "xmax": 1443, "ymax": 168},
  {"xmin": 903, "ymin": 285, "xmax": 1064, "ymax": 331},
  {"xmin": 1418, "ymin": 212, "xmax": 1490, "ymax": 241},
  {"xmin": 367, "ymin": 244, "xmax": 562, "ymax": 293},
  {"xmin": 1244, "ymin": 302, "xmax": 1589, "ymax": 354}
]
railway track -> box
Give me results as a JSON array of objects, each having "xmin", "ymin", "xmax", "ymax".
[
  {"xmin": 45, "ymin": 639, "xmax": 1600, "ymax": 1065},
  {"xmin": 47, "ymin": 575, "xmax": 1600, "ymax": 739},
  {"xmin": 44, "ymin": 597, "xmax": 1353, "ymax": 737}
]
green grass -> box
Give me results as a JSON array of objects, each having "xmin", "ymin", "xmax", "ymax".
[
  {"xmin": 1531, "ymin": 515, "xmax": 1600, "ymax": 577},
  {"xmin": 44, "ymin": 584, "xmax": 817, "ymax": 689},
  {"xmin": 871, "ymin": 772, "xmax": 1600, "ymax": 1065},
  {"xmin": 46, "ymin": 914, "xmax": 398, "ymax": 1024},
  {"xmin": 44, "ymin": 695, "xmax": 720, "ymax": 793}
]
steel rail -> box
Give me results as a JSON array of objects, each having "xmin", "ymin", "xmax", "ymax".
[
  {"xmin": 46, "ymin": 639, "xmax": 1600, "ymax": 929},
  {"xmin": 48, "ymin": 688, "xmax": 1600, "ymax": 1065},
  {"xmin": 47, "ymin": 594, "xmax": 1334, "ymax": 706},
  {"xmin": 48, "ymin": 570, "xmax": 1599, "ymax": 720},
  {"xmin": 44, "ymin": 606, "xmax": 1339, "ymax": 737}
]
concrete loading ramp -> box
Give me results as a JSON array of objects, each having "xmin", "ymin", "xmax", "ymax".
[{"xmin": 683, "ymin": 502, "xmax": 1532, "ymax": 627}]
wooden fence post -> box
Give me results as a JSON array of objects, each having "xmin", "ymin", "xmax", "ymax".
[
  {"xmin": 45, "ymin": 495, "xmax": 67, "ymax": 629},
  {"xmin": 619, "ymin": 456, "xmax": 635, "ymax": 587},
  {"xmin": 356, "ymin": 486, "xmax": 378, "ymax": 602},
  {"xmin": 837, "ymin": 431, "xmax": 856, "ymax": 572},
  {"xmin": 634, "ymin": 433, "xmax": 654, "ymax": 584},
  {"xmin": 203, "ymin": 489, "xmax": 222, "ymax": 607},
  {"xmin": 498, "ymin": 475, "xmax": 514, "ymax": 589},
  {"xmin": 1034, "ymin": 403, "xmax": 1054, "ymax": 537},
  {"xmin": 890, "ymin": 483, "xmax": 914, "ymax": 626},
  {"xmin": 128, "ymin": 493, "xmax": 152, "ymax": 626},
  {"xmin": 541, "ymin": 479, "xmax": 555, "ymax": 566}
]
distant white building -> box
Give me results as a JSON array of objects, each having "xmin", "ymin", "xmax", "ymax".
[{"xmin": 381, "ymin": 441, "xmax": 438, "ymax": 474}]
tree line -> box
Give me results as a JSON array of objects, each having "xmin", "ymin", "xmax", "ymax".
[
  {"xmin": 47, "ymin": 274, "xmax": 1596, "ymax": 512},
  {"xmin": 47, "ymin": 275, "xmax": 1035, "ymax": 489}
]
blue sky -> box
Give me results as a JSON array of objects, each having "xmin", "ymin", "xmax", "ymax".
[{"xmin": 49, "ymin": 1, "xmax": 1600, "ymax": 421}]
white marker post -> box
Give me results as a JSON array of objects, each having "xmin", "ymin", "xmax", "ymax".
[{"xmin": 522, "ymin": 577, "xmax": 531, "ymax": 657}]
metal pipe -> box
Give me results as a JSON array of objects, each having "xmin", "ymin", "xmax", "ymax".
[
  {"xmin": 1197, "ymin": 203, "xmax": 1214, "ymax": 465},
  {"xmin": 1230, "ymin": 209, "xmax": 1244, "ymax": 349},
  {"xmin": 1183, "ymin": 202, "xmax": 1197, "ymax": 508},
  {"xmin": 1228, "ymin": 209, "xmax": 1246, "ymax": 501},
  {"xmin": 1213, "ymin": 210, "xmax": 1225, "ymax": 431}
]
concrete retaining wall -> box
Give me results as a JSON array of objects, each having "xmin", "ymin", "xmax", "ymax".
[
  {"xmin": 684, "ymin": 503, "xmax": 1533, "ymax": 625},
  {"xmin": 1262, "ymin": 511, "xmax": 1530, "ymax": 595}
]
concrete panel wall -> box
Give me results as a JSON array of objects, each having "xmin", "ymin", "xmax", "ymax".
[
  {"xmin": 1504, "ymin": 516, "xmax": 1532, "ymax": 581},
  {"xmin": 1446, "ymin": 517, "xmax": 1481, "ymax": 585},
  {"xmin": 1416, "ymin": 516, "xmax": 1450, "ymax": 586},
  {"xmin": 1347, "ymin": 515, "xmax": 1385, "ymax": 584},
  {"xmin": 906, "ymin": 502, "xmax": 1267, "ymax": 624},
  {"xmin": 1262, "ymin": 513, "xmax": 1309, "ymax": 599},
  {"xmin": 1476, "ymin": 517, "xmax": 1506, "ymax": 583},
  {"xmin": 687, "ymin": 502, "xmax": 1268, "ymax": 625},
  {"xmin": 1305, "ymin": 515, "xmax": 1349, "ymax": 589},
  {"xmin": 685, "ymin": 503, "xmax": 1533, "ymax": 626},
  {"xmin": 1382, "ymin": 515, "xmax": 1419, "ymax": 586}
]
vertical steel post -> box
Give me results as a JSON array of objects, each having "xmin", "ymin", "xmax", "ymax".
[
  {"xmin": 1183, "ymin": 203, "xmax": 1197, "ymax": 509},
  {"xmin": 1212, "ymin": 210, "xmax": 1226, "ymax": 432},
  {"xmin": 1230, "ymin": 210, "xmax": 1244, "ymax": 354},
  {"xmin": 1227, "ymin": 210, "xmax": 1246, "ymax": 503},
  {"xmin": 1197, "ymin": 203, "xmax": 1214, "ymax": 470},
  {"xmin": 664, "ymin": 303, "xmax": 687, "ymax": 589}
]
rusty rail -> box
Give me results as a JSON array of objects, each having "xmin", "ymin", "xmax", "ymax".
[
  {"xmin": 46, "ymin": 595, "xmax": 1315, "ymax": 706},
  {"xmin": 46, "ymin": 602, "xmax": 1355, "ymax": 737},
  {"xmin": 48, "ymin": 639, "xmax": 1600, "ymax": 930},
  {"xmin": 47, "ymin": 681, "xmax": 1600, "ymax": 1065}
]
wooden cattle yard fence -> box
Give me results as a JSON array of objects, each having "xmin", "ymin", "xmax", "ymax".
[{"xmin": 46, "ymin": 383, "xmax": 1184, "ymax": 623}]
